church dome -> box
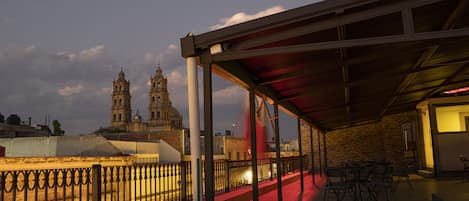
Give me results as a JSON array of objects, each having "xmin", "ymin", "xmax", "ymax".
[{"xmin": 132, "ymin": 111, "xmax": 142, "ymax": 122}]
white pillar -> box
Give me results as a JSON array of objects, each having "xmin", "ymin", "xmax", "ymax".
[{"xmin": 187, "ymin": 56, "xmax": 202, "ymax": 201}]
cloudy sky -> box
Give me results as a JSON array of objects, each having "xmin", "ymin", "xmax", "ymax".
[{"xmin": 0, "ymin": 0, "xmax": 318, "ymax": 140}]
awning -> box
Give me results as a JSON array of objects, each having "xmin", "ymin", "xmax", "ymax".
[{"xmin": 181, "ymin": 0, "xmax": 469, "ymax": 131}]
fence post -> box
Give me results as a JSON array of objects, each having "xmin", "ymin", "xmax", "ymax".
[
  {"xmin": 269, "ymin": 160, "xmax": 273, "ymax": 181},
  {"xmin": 225, "ymin": 160, "xmax": 230, "ymax": 192},
  {"xmin": 181, "ymin": 161, "xmax": 187, "ymax": 201},
  {"xmin": 0, "ymin": 172, "xmax": 4, "ymax": 201},
  {"xmin": 92, "ymin": 164, "xmax": 102, "ymax": 201}
]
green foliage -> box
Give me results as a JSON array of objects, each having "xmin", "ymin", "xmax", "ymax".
[{"xmin": 52, "ymin": 120, "xmax": 65, "ymax": 136}]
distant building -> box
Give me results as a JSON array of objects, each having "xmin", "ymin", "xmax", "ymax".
[
  {"xmin": 0, "ymin": 135, "xmax": 180, "ymax": 162},
  {"xmin": 110, "ymin": 66, "xmax": 182, "ymax": 132},
  {"xmin": 0, "ymin": 113, "xmax": 51, "ymax": 138},
  {"xmin": 0, "ymin": 113, "xmax": 5, "ymax": 123}
]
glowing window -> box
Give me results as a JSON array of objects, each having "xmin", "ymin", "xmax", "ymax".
[{"xmin": 436, "ymin": 104, "xmax": 469, "ymax": 132}]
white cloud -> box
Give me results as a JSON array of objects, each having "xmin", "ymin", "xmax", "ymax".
[
  {"xmin": 57, "ymin": 84, "xmax": 84, "ymax": 96},
  {"xmin": 67, "ymin": 45, "xmax": 104, "ymax": 62},
  {"xmin": 0, "ymin": 17, "xmax": 13, "ymax": 23},
  {"xmin": 144, "ymin": 52, "xmax": 157, "ymax": 64},
  {"xmin": 144, "ymin": 43, "xmax": 179, "ymax": 65},
  {"xmin": 24, "ymin": 45, "xmax": 36, "ymax": 53},
  {"xmin": 0, "ymin": 44, "xmax": 36, "ymax": 62},
  {"xmin": 100, "ymin": 87, "xmax": 112, "ymax": 94},
  {"xmin": 168, "ymin": 44, "xmax": 177, "ymax": 50},
  {"xmin": 213, "ymin": 85, "xmax": 245, "ymax": 105},
  {"xmin": 210, "ymin": 6, "xmax": 285, "ymax": 30},
  {"xmin": 167, "ymin": 69, "xmax": 186, "ymax": 87},
  {"xmin": 78, "ymin": 45, "xmax": 104, "ymax": 61}
]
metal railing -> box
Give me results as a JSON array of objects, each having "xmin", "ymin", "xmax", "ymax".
[{"xmin": 0, "ymin": 156, "xmax": 304, "ymax": 201}]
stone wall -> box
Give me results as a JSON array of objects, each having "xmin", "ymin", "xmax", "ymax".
[
  {"xmin": 324, "ymin": 111, "xmax": 418, "ymax": 167},
  {"xmin": 0, "ymin": 135, "xmax": 122, "ymax": 157},
  {"xmin": 0, "ymin": 156, "xmax": 134, "ymax": 171},
  {"xmin": 102, "ymin": 130, "xmax": 184, "ymax": 154}
]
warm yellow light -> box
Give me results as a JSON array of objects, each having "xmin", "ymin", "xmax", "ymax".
[
  {"xmin": 244, "ymin": 170, "xmax": 253, "ymax": 184},
  {"xmin": 421, "ymin": 107, "xmax": 434, "ymax": 168}
]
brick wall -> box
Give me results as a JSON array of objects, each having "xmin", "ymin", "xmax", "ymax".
[
  {"xmin": 300, "ymin": 124, "xmax": 323, "ymax": 172},
  {"xmin": 323, "ymin": 111, "xmax": 418, "ymax": 167}
]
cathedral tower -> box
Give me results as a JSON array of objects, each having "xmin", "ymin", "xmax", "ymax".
[
  {"xmin": 111, "ymin": 69, "xmax": 132, "ymax": 127},
  {"xmin": 148, "ymin": 65, "xmax": 182, "ymax": 129}
]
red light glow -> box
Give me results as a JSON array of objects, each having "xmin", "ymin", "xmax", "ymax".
[{"xmin": 443, "ymin": 87, "xmax": 469, "ymax": 94}]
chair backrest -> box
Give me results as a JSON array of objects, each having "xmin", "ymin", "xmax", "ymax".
[
  {"xmin": 432, "ymin": 193, "xmax": 444, "ymax": 201},
  {"xmin": 458, "ymin": 155, "xmax": 469, "ymax": 168},
  {"xmin": 325, "ymin": 167, "xmax": 347, "ymax": 185},
  {"xmin": 369, "ymin": 164, "xmax": 393, "ymax": 182}
]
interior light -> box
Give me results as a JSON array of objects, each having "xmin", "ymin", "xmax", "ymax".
[{"xmin": 443, "ymin": 86, "xmax": 469, "ymax": 94}]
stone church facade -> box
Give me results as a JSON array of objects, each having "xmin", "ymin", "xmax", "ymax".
[{"xmin": 111, "ymin": 66, "xmax": 182, "ymax": 132}]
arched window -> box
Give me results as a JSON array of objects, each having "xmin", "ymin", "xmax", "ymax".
[
  {"xmin": 119, "ymin": 99, "xmax": 122, "ymax": 105},
  {"xmin": 118, "ymin": 114, "xmax": 122, "ymax": 121},
  {"xmin": 113, "ymin": 114, "xmax": 116, "ymax": 121},
  {"xmin": 157, "ymin": 82, "xmax": 161, "ymax": 88},
  {"xmin": 157, "ymin": 111, "xmax": 160, "ymax": 119},
  {"xmin": 113, "ymin": 99, "xmax": 117, "ymax": 105},
  {"xmin": 157, "ymin": 96, "xmax": 161, "ymax": 104},
  {"xmin": 151, "ymin": 112, "xmax": 155, "ymax": 120},
  {"xmin": 152, "ymin": 96, "xmax": 155, "ymax": 102}
]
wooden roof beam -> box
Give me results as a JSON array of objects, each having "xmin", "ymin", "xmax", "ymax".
[
  {"xmin": 380, "ymin": 0, "xmax": 469, "ymax": 117},
  {"xmin": 422, "ymin": 63, "xmax": 469, "ymax": 99},
  {"xmin": 212, "ymin": 28, "xmax": 469, "ymax": 62},
  {"xmin": 233, "ymin": 0, "xmax": 439, "ymax": 50},
  {"xmin": 337, "ymin": 24, "xmax": 351, "ymax": 125},
  {"xmin": 278, "ymin": 84, "xmax": 343, "ymax": 103},
  {"xmin": 398, "ymin": 78, "xmax": 469, "ymax": 96},
  {"xmin": 258, "ymin": 64, "xmax": 333, "ymax": 86}
]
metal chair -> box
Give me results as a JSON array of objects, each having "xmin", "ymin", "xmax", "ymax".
[
  {"xmin": 367, "ymin": 164, "xmax": 393, "ymax": 201},
  {"xmin": 458, "ymin": 155, "xmax": 469, "ymax": 182},
  {"xmin": 393, "ymin": 161, "xmax": 413, "ymax": 190},
  {"xmin": 323, "ymin": 167, "xmax": 351, "ymax": 201}
]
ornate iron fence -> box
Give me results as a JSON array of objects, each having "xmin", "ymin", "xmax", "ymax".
[{"xmin": 0, "ymin": 156, "xmax": 303, "ymax": 201}]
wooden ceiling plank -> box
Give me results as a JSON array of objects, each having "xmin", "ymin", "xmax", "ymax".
[
  {"xmin": 380, "ymin": 0, "xmax": 469, "ymax": 117},
  {"xmin": 422, "ymin": 63, "xmax": 469, "ymax": 99},
  {"xmin": 214, "ymin": 61, "xmax": 323, "ymax": 130},
  {"xmin": 338, "ymin": 24, "xmax": 352, "ymax": 125}
]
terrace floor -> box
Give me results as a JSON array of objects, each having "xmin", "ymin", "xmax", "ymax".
[{"xmin": 216, "ymin": 173, "xmax": 469, "ymax": 201}]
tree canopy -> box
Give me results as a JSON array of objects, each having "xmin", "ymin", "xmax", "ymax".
[{"xmin": 52, "ymin": 120, "xmax": 65, "ymax": 136}]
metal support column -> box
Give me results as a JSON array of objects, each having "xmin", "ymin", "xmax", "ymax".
[
  {"xmin": 297, "ymin": 118, "xmax": 304, "ymax": 192},
  {"xmin": 309, "ymin": 125, "xmax": 315, "ymax": 184},
  {"xmin": 92, "ymin": 164, "xmax": 102, "ymax": 201},
  {"xmin": 203, "ymin": 63, "xmax": 215, "ymax": 201},
  {"xmin": 186, "ymin": 56, "xmax": 202, "ymax": 201},
  {"xmin": 317, "ymin": 130, "xmax": 322, "ymax": 175},
  {"xmin": 323, "ymin": 132, "xmax": 328, "ymax": 170},
  {"xmin": 249, "ymin": 87, "xmax": 259, "ymax": 200},
  {"xmin": 274, "ymin": 104, "xmax": 283, "ymax": 201}
]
